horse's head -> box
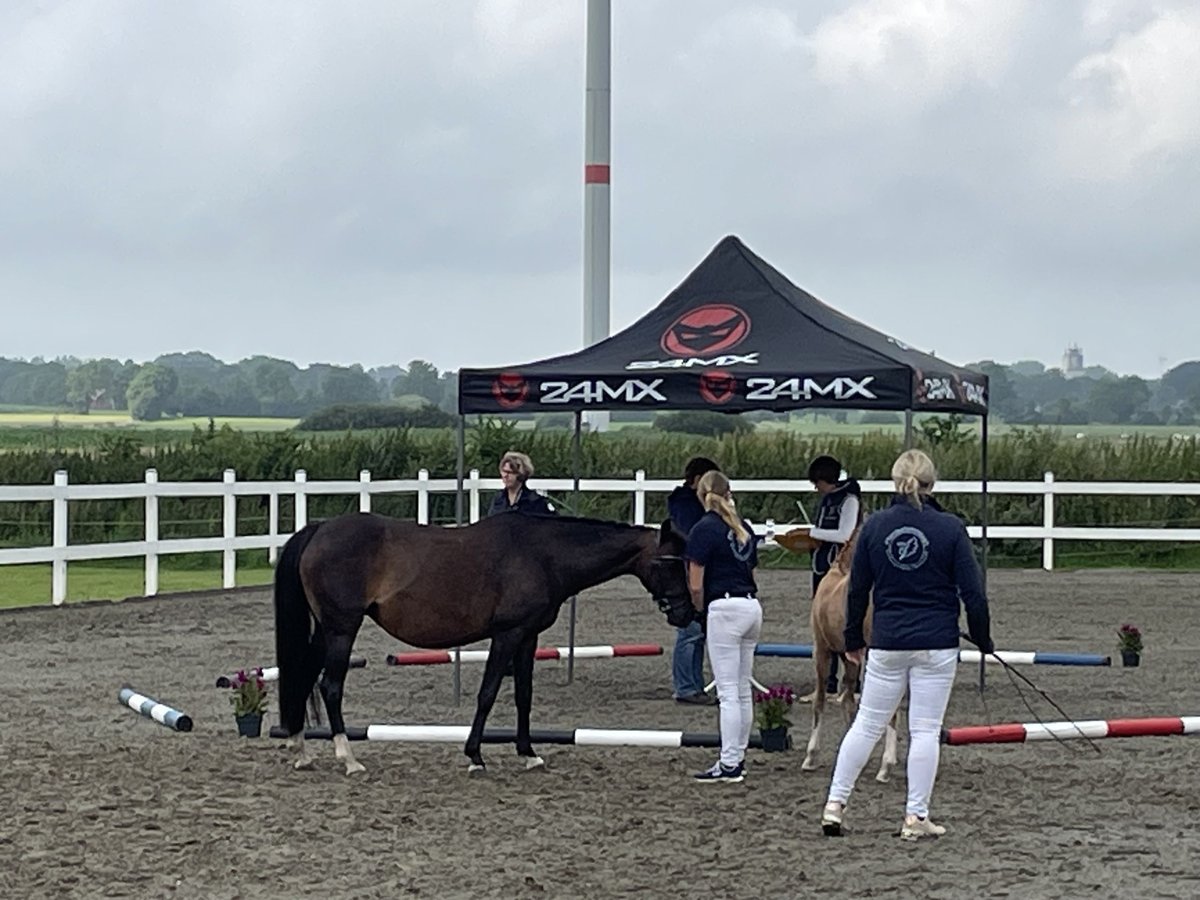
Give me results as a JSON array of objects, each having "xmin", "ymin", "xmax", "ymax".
[{"xmin": 637, "ymin": 520, "xmax": 694, "ymax": 628}]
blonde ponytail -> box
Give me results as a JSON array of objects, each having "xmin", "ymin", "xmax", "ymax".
[
  {"xmin": 695, "ymin": 471, "xmax": 751, "ymax": 544},
  {"xmin": 891, "ymin": 449, "xmax": 937, "ymax": 508}
]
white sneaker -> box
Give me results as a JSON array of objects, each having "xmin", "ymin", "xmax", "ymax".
[
  {"xmin": 821, "ymin": 802, "xmax": 845, "ymax": 837},
  {"xmin": 900, "ymin": 814, "xmax": 946, "ymax": 841}
]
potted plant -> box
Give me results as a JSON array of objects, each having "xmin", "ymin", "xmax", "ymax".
[
  {"xmin": 753, "ymin": 682, "xmax": 796, "ymax": 752},
  {"xmin": 1117, "ymin": 624, "xmax": 1143, "ymax": 667},
  {"xmin": 228, "ymin": 669, "xmax": 269, "ymax": 736}
]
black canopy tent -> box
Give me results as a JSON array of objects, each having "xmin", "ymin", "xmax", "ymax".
[{"xmin": 453, "ymin": 235, "xmax": 991, "ymax": 694}]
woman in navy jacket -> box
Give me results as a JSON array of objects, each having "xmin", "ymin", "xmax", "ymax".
[{"xmin": 821, "ymin": 449, "xmax": 993, "ymax": 841}]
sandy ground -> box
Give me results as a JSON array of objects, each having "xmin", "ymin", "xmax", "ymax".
[{"xmin": 1, "ymin": 568, "xmax": 1199, "ymax": 899}]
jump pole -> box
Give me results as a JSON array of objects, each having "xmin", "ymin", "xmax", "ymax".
[
  {"xmin": 270, "ymin": 724, "xmax": 763, "ymax": 749},
  {"xmin": 386, "ymin": 644, "xmax": 662, "ymax": 666},
  {"xmin": 753, "ymin": 643, "xmax": 1110, "ymax": 666},
  {"xmin": 942, "ymin": 715, "xmax": 1200, "ymax": 745},
  {"xmin": 118, "ymin": 686, "xmax": 193, "ymax": 732},
  {"xmin": 215, "ymin": 656, "xmax": 367, "ymax": 688}
]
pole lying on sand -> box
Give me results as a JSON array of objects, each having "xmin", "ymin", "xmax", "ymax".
[
  {"xmin": 942, "ymin": 715, "xmax": 1200, "ymax": 745},
  {"xmin": 118, "ymin": 686, "xmax": 193, "ymax": 732},
  {"xmin": 269, "ymin": 723, "xmax": 763, "ymax": 749},
  {"xmin": 214, "ymin": 655, "xmax": 367, "ymax": 688}
]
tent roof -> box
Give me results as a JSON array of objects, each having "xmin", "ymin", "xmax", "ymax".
[{"xmin": 459, "ymin": 235, "xmax": 988, "ymax": 415}]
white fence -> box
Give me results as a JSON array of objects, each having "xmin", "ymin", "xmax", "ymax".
[{"xmin": 2, "ymin": 468, "xmax": 1199, "ymax": 605}]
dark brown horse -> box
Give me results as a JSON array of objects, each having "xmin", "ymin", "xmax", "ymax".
[{"xmin": 274, "ymin": 512, "xmax": 689, "ymax": 776}]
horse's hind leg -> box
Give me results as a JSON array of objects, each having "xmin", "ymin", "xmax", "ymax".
[
  {"xmin": 511, "ymin": 631, "xmax": 544, "ymax": 771},
  {"xmin": 876, "ymin": 712, "xmax": 900, "ymax": 784},
  {"xmin": 464, "ymin": 628, "xmax": 523, "ymax": 775},
  {"xmin": 287, "ymin": 626, "xmax": 326, "ymax": 771},
  {"xmin": 802, "ymin": 645, "xmax": 830, "ymax": 771},
  {"xmin": 319, "ymin": 628, "xmax": 366, "ymax": 776}
]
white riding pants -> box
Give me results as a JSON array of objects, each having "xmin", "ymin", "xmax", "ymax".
[
  {"xmin": 705, "ymin": 596, "xmax": 763, "ymax": 768},
  {"xmin": 827, "ymin": 648, "xmax": 958, "ymax": 817}
]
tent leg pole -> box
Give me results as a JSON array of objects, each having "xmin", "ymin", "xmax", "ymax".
[
  {"xmin": 568, "ymin": 410, "xmax": 583, "ymax": 685},
  {"xmin": 904, "ymin": 410, "xmax": 914, "ymax": 448},
  {"xmin": 453, "ymin": 414, "xmax": 466, "ymax": 705}
]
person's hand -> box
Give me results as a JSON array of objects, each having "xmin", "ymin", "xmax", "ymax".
[{"xmin": 844, "ymin": 647, "xmax": 865, "ymax": 666}]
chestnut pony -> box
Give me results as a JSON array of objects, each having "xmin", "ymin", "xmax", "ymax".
[
  {"xmin": 800, "ymin": 527, "xmax": 900, "ymax": 782},
  {"xmin": 273, "ymin": 512, "xmax": 689, "ymax": 776}
]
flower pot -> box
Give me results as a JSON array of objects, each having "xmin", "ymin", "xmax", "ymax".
[
  {"xmin": 235, "ymin": 712, "xmax": 263, "ymax": 737},
  {"xmin": 1121, "ymin": 650, "xmax": 1140, "ymax": 668},
  {"xmin": 760, "ymin": 726, "xmax": 791, "ymax": 752}
]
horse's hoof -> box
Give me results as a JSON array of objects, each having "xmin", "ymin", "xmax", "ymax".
[
  {"xmin": 523, "ymin": 756, "xmax": 546, "ymax": 771},
  {"xmin": 467, "ymin": 763, "xmax": 487, "ymax": 776},
  {"xmin": 875, "ymin": 771, "xmax": 891, "ymax": 784},
  {"xmin": 345, "ymin": 761, "xmax": 367, "ymax": 776},
  {"xmin": 800, "ymin": 759, "xmax": 819, "ymax": 772},
  {"xmin": 293, "ymin": 756, "xmax": 315, "ymax": 771}
]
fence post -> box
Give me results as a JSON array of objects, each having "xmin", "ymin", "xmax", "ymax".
[
  {"xmin": 294, "ymin": 470, "xmax": 308, "ymax": 532},
  {"xmin": 52, "ymin": 470, "xmax": 69, "ymax": 606},
  {"xmin": 1043, "ymin": 471, "xmax": 1055, "ymax": 572},
  {"xmin": 145, "ymin": 469, "xmax": 159, "ymax": 597},
  {"xmin": 268, "ymin": 490, "xmax": 280, "ymax": 565},
  {"xmin": 359, "ymin": 470, "xmax": 372, "ymax": 513},
  {"xmin": 223, "ymin": 469, "xmax": 237, "ymax": 589},
  {"xmin": 468, "ymin": 469, "xmax": 481, "ymax": 523},
  {"xmin": 417, "ymin": 469, "xmax": 430, "ymax": 525},
  {"xmin": 633, "ymin": 469, "xmax": 646, "ymax": 525}
]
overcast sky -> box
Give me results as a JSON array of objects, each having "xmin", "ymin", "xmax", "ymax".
[{"xmin": 2, "ymin": 0, "xmax": 1197, "ymax": 378}]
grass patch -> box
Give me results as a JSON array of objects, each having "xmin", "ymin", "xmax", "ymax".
[{"xmin": 0, "ymin": 561, "xmax": 274, "ymax": 608}]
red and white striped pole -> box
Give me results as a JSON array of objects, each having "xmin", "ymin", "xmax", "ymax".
[{"xmin": 582, "ymin": 0, "xmax": 611, "ymax": 433}]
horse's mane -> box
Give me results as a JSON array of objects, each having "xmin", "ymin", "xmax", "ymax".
[{"xmin": 489, "ymin": 513, "xmax": 651, "ymax": 532}]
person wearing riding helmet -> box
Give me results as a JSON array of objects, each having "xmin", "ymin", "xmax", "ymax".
[
  {"xmin": 820, "ymin": 449, "xmax": 993, "ymax": 841},
  {"xmin": 806, "ymin": 454, "xmax": 863, "ymax": 697},
  {"xmin": 685, "ymin": 470, "xmax": 761, "ymax": 783},
  {"xmin": 488, "ymin": 451, "xmax": 557, "ymax": 517},
  {"xmin": 666, "ymin": 456, "xmax": 720, "ymax": 706}
]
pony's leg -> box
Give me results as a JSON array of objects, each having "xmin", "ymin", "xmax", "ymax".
[
  {"xmin": 876, "ymin": 712, "xmax": 900, "ymax": 784},
  {"xmin": 511, "ymin": 631, "xmax": 544, "ymax": 770},
  {"xmin": 464, "ymin": 629, "xmax": 523, "ymax": 774},
  {"xmin": 802, "ymin": 645, "xmax": 830, "ymax": 771},
  {"xmin": 288, "ymin": 626, "xmax": 326, "ymax": 771},
  {"xmin": 318, "ymin": 630, "xmax": 365, "ymax": 776}
]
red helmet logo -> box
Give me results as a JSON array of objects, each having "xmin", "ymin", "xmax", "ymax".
[
  {"xmin": 699, "ymin": 371, "xmax": 737, "ymax": 404},
  {"xmin": 661, "ymin": 304, "xmax": 751, "ymax": 357},
  {"xmin": 492, "ymin": 372, "xmax": 529, "ymax": 409}
]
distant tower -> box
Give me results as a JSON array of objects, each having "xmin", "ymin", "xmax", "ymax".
[{"xmin": 1062, "ymin": 344, "xmax": 1084, "ymax": 378}]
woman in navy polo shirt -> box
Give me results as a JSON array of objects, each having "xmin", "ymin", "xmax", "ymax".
[
  {"xmin": 685, "ymin": 470, "xmax": 761, "ymax": 783},
  {"xmin": 488, "ymin": 451, "xmax": 556, "ymax": 516},
  {"xmin": 821, "ymin": 449, "xmax": 993, "ymax": 840}
]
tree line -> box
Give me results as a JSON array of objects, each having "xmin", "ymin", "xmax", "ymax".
[{"xmin": 1, "ymin": 351, "xmax": 1199, "ymax": 427}]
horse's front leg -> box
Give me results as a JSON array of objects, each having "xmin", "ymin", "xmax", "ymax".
[
  {"xmin": 319, "ymin": 631, "xmax": 365, "ymax": 776},
  {"xmin": 876, "ymin": 713, "xmax": 900, "ymax": 783},
  {"xmin": 511, "ymin": 631, "xmax": 544, "ymax": 771},
  {"xmin": 464, "ymin": 630, "xmax": 522, "ymax": 775}
]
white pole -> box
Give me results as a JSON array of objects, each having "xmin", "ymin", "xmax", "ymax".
[{"xmin": 583, "ymin": 0, "xmax": 611, "ymax": 433}]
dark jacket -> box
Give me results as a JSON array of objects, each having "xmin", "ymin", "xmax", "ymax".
[
  {"xmin": 684, "ymin": 511, "xmax": 759, "ymax": 606},
  {"xmin": 488, "ymin": 485, "xmax": 557, "ymax": 517},
  {"xmin": 667, "ymin": 485, "xmax": 706, "ymax": 537},
  {"xmin": 812, "ymin": 479, "xmax": 862, "ymax": 576},
  {"xmin": 845, "ymin": 496, "xmax": 992, "ymax": 653}
]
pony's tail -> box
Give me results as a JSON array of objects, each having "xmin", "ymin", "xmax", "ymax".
[{"xmin": 274, "ymin": 521, "xmax": 324, "ymax": 736}]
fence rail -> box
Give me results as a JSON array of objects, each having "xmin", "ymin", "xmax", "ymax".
[{"xmin": 2, "ymin": 468, "xmax": 1199, "ymax": 605}]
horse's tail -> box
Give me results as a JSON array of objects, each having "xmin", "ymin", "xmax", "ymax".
[{"xmin": 274, "ymin": 521, "xmax": 324, "ymax": 736}]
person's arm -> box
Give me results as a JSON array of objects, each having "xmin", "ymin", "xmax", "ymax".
[
  {"xmin": 687, "ymin": 562, "xmax": 705, "ymax": 613},
  {"xmin": 808, "ymin": 495, "xmax": 859, "ymax": 544},
  {"xmin": 954, "ymin": 526, "xmax": 993, "ymax": 653},
  {"xmin": 843, "ymin": 521, "xmax": 874, "ymax": 653}
]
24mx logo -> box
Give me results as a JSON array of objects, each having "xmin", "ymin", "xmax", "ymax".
[
  {"xmin": 960, "ymin": 380, "xmax": 987, "ymax": 406},
  {"xmin": 745, "ymin": 376, "xmax": 877, "ymax": 403},
  {"xmin": 540, "ymin": 379, "xmax": 667, "ymax": 405},
  {"xmin": 922, "ymin": 377, "xmax": 956, "ymax": 402}
]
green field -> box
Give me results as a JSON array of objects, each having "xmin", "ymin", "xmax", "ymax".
[
  {"xmin": 0, "ymin": 411, "xmax": 300, "ymax": 430},
  {"xmin": 0, "ymin": 563, "xmax": 275, "ymax": 609}
]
